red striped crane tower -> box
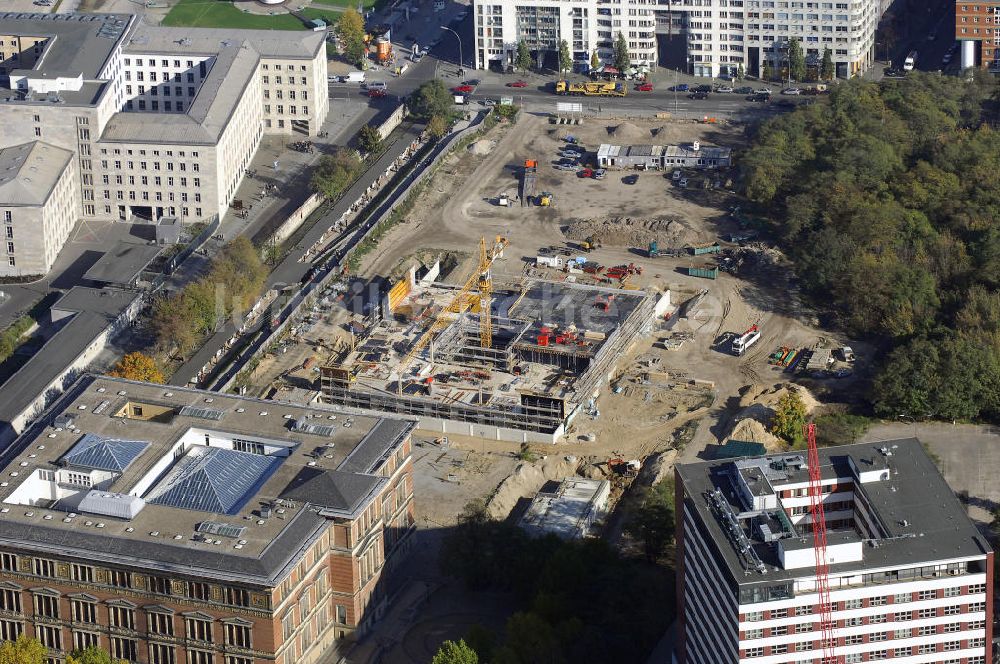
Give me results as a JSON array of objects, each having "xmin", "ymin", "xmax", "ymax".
[{"xmin": 806, "ymin": 422, "xmax": 840, "ymax": 664}]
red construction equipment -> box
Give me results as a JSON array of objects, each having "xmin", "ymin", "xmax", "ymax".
[{"xmin": 806, "ymin": 422, "xmax": 839, "ymax": 664}]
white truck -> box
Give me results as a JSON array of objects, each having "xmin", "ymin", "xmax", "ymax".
[
  {"xmin": 903, "ymin": 51, "xmax": 917, "ymax": 71},
  {"xmin": 732, "ymin": 325, "xmax": 761, "ymax": 356},
  {"xmin": 344, "ymin": 71, "xmax": 365, "ymax": 83}
]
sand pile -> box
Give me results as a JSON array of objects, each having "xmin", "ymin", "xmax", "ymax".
[
  {"xmin": 486, "ymin": 455, "xmax": 579, "ymax": 519},
  {"xmin": 467, "ymin": 139, "xmax": 494, "ymax": 156},
  {"xmin": 608, "ymin": 121, "xmax": 650, "ymax": 143},
  {"xmin": 565, "ymin": 215, "xmax": 699, "ymax": 248},
  {"xmin": 724, "ymin": 383, "xmax": 820, "ymax": 452},
  {"xmin": 728, "ymin": 418, "xmax": 784, "ymax": 452}
]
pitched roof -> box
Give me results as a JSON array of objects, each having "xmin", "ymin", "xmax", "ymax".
[
  {"xmin": 145, "ymin": 446, "xmax": 279, "ymax": 514},
  {"xmin": 0, "ymin": 142, "xmax": 73, "ymax": 207},
  {"xmin": 281, "ymin": 467, "xmax": 384, "ymax": 516},
  {"xmin": 62, "ymin": 433, "xmax": 149, "ymax": 472}
]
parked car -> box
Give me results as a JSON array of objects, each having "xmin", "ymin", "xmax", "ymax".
[
  {"xmin": 507, "ymin": 80, "xmax": 528, "ymax": 87},
  {"xmin": 579, "ymin": 167, "xmax": 594, "ymax": 178},
  {"xmin": 593, "ymin": 168, "xmax": 606, "ymax": 180},
  {"xmin": 747, "ymin": 93, "xmax": 770, "ymax": 102},
  {"xmin": 688, "ymin": 91, "xmax": 709, "ymax": 99},
  {"xmin": 782, "ymin": 87, "xmax": 802, "ymax": 95},
  {"xmin": 561, "ymin": 149, "xmax": 583, "ymax": 159},
  {"xmin": 734, "ymin": 86, "xmax": 754, "ymax": 95},
  {"xmin": 883, "ymin": 67, "xmax": 905, "ymax": 78},
  {"xmin": 942, "ymin": 52, "xmax": 953, "ymax": 65},
  {"xmin": 754, "ymin": 88, "xmax": 772, "ymax": 95},
  {"xmin": 671, "ymin": 170, "xmax": 682, "ymax": 181},
  {"xmin": 715, "ymin": 85, "xmax": 734, "ymax": 93},
  {"xmin": 367, "ymin": 88, "xmax": 387, "ymax": 98},
  {"xmin": 670, "ymin": 83, "xmax": 689, "ymax": 92},
  {"xmin": 481, "ymin": 98, "xmax": 496, "ymax": 107},
  {"xmin": 464, "ymin": 79, "xmax": 482, "ymax": 86},
  {"xmin": 452, "ymin": 84, "xmax": 474, "ymax": 94},
  {"xmin": 694, "ymin": 84, "xmax": 712, "ymax": 93},
  {"xmin": 678, "ymin": 178, "xmax": 688, "ymax": 188},
  {"xmin": 636, "ymin": 82, "xmax": 654, "ymax": 92},
  {"xmin": 623, "ymin": 174, "xmax": 639, "ymax": 185}
]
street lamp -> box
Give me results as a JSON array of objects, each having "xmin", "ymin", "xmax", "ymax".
[{"xmin": 441, "ymin": 26, "xmax": 464, "ymax": 77}]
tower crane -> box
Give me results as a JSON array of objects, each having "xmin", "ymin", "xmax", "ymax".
[
  {"xmin": 806, "ymin": 422, "xmax": 840, "ymax": 664},
  {"xmin": 400, "ymin": 235, "xmax": 508, "ymax": 370}
]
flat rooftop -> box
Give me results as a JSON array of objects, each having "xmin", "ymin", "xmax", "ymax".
[
  {"xmin": 677, "ymin": 439, "xmax": 992, "ymax": 591},
  {"xmin": 0, "ymin": 375, "xmax": 413, "ymax": 586},
  {"xmin": 0, "ymin": 12, "xmax": 132, "ymax": 79},
  {"xmin": 83, "ymin": 241, "xmax": 163, "ymax": 286},
  {"xmin": 518, "ymin": 477, "xmax": 609, "ymax": 539}
]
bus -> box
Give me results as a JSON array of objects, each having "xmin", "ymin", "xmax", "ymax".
[{"xmin": 903, "ymin": 51, "xmax": 917, "ymax": 71}]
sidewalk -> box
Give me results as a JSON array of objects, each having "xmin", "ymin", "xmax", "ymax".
[{"xmin": 340, "ymin": 580, "xmax": 439, "ymax": 664}]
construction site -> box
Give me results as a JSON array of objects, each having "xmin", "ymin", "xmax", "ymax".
[{"xmin": 316, "ymin": 236, "xmax": 668, "ymax": 442}]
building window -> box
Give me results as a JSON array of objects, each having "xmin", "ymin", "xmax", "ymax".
[
  {"xmin": 71, "ymin": 564, "xmax": 94, "ymax": 583},
  {"xmin": 2, "ymin": 212, "xmax": 10, "ymax": 223},
  {"xmin": 335, "ymin": 605, "xmax": 347, "ymax": 625},
  {"xmin": 0, "ymin": 587, "xmax": 22, "ymax": 613},
  {"xmin": 110, "ymin": 636, "xmax": 137, "ymax": 662},
  {"xmin": 187, "ymin": 650, "xmax": 213, "ymax": 664},
  {"xmin": 149, "ymin": 576, "xmax": 172, "ymax": 595},
  {"xmin": 73, "ymin": 630, "xmax": 99, "ymax": 651},
  {"xmin": 32, "ymin": 559, "xmax": 56, "ymax": 578},
  {"xmin": 71, "ymin": 598, "xmax": 97, "ymax": 623},
  {"xmin": 109, "ymin": 605, "xmax": 135, "ymax": 630},
  {"xmin": 225, "ymin": 658, "xmax": 252, "ymax": 664},
  {"xmin": 187, "ymin": 582, "xmax": 210, "ymax": 601},
  {"xmin": 223, "ymin": 587, "xmax": 250, "ymax": 607},
  {"xmin": 109, "ymin": 570, "xmax": 133, "ymax": 589},
  {"xmin": 224, "ymin": 622, "xmax": 251, "ymax": 648},
  {"xmin": 185, "ymin": 616, "xmax": 212, "ymax": 642},
  {"xmin": 33, "ymin": 593, "xmax": 59, "ymax": 619},
  {"xmin": 8, "ymin": 257, "xmax": 14, "ymax": 267},
  {"xmin": 36, "ymin": 625, "xmax": 61, "ymax": 650},
  {"xmin": 744, "ymin": 647, "xmax": 763, "ymax": 657},
  {"xmin": 149, "ymin": 644, "xmax": 176, "ymax": 664},
  {"xmin": 0, "ymin": 620, "xmax": 23, "ymax": 641},
  {"xmin": 4, "ymin": 227, "xmax": 11, "ymax": 240},
  {"xmin": 148, "ymin": 612, "xmax": 174, "ymax": 636},
  {"xmin": 0, "ymin": 553, "xmax": 15, "ymax": 571}
]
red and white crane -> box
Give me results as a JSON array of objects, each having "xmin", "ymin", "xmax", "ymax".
[{"xmin": 806, "ymin": 422, "xmax": 840, "ymax": 664}]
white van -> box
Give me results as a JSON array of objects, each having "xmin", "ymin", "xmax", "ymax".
[
  {"xmin": 365, "ymin": 80, "xmax": 387, "ymax": 91},
  {"xmin": 903, "ymin": 51, "xmax": 917, "ymax": 71}
]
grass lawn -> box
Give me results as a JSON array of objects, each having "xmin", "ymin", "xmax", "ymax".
[
  {"xmin": 309, "ymin": 0, "xmax": 376, "ymax": 9},
  {"xmin": 162, "ymin": 0, "xmax": 309, "ymax": 30}
]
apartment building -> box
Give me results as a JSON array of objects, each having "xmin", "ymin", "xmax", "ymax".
[
  {"xmin": 473, "ymin": 0, "xmax": 887, "ymax": 79},
  {"xmin": 675, "ymin": 439, "xmax": 993, "ymax": 664},
  {"xmin": 956, "ymin": 2, "xmax": 1000, "ymax": 70},
  {"xmin": 0, "ymin": 12, "xmax": 329, "ymax": 240},
  {"xmin": 0, "ymin": 375, "xmax": 416, "ymax": 664},
  {"xmin": 0, "ymin": 142, "xmax": 79, "ymax": 276}
]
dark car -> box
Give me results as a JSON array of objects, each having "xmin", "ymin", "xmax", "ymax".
[
  {"xmin": 694, "ymin": 84, "xmax": 712, "ymax": 93},
  {"xmin": 747, "ymin": 93, "xmax": 770, "ymax": 102},
  {"xmin": 689, "ymin": 91, "xmax": 709, "ymax": 100},
  {"xmin": 670, "ymin": 83, "xmax": 689, "ymax": 92},
  {"xmin": 623, "ymin": 174, "xmax": 639, "ymax": 185},
  {"xmin": 464, "ymin": 79, "xmax": 482, "ymax": 86},
  {"xmin": 734, "ymin": 86, "xmax": 753, "ymax": 95}
]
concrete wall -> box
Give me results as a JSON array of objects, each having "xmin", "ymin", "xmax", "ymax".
[
  {"xmin": 375, "ymin": 104, "xmax": 406, "ymax": 142},
  {"xmin": 268, "ymin": 191, "xmax": 324, "ymax": 246}
]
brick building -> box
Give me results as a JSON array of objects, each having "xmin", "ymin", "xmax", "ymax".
[
  {"xmin": 0, "ymin": 375, "xmax": 415, "ymax": 664},
  {"xmin": 956, "ymin": 2, "xmax": 1000, "ymax": 69},
  {"xmin": 675, "ymin": 439, "xmax": 993, "ymax": 664}
]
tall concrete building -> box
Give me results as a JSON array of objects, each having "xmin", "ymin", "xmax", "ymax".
[
  {"xmin": 0, "ymin": 12, "xmax": 330, "ymax": 276},
  {"xmin": 0, "ymin": 375, "xmax": 416, "ymax": 664},
  {"xmin": 675, "ymin": 439, "xmax": 993, "ymax": 664},
  {"xmin": 956, "ymin": 1, "xmax": 1000, "ymax": 70},
  {"xmin": 473, "ymin": 0, "xmax": 887, "ymax": 79}
]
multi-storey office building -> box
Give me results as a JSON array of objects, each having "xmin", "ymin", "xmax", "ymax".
[
  {"xmin": 473, "ymin": 0, "xmax": 887, "ymax": 79},
  {"xmin": 675, "ymin": 439, "xmax": 993, "ymax": 664},
  {"xmin": 956, "ymin": 2, "xmax": 1000, "ymax": 70},
  {"xmin": 0, "ymin": 375, "xmax": 416, "ymax": 664},
  {"xmin": 0, "ymin": 12, "xmax": 329, "ymax": 275}
]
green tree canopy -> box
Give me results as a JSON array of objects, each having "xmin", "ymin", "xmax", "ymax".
[
  {"xmin": 67, "ymin": 647, "xmax": 128, "ymax": 664},
  {"xmin": 409, "ymin": 79, "xmax": 454, "ymax": 120},
  {"xmin": 310, "ymin": 148, "xmax": 362, "ymax": 199},
  {"xmin": 432, "ymin": 640, "xmax": 478, "ymax": 664},
  {"xmin": 590, "ymin": 50, "xmax": 600, "ymax": 70},
  {"xmin": 625, "ymin": 478, "xmax": 676, "ymax": 562},
  {"xmin": 515, "ymin": 40, "xmax": 532, "ymax": 73},
  {"xmin": 558, "ymin": 40, "xmax": 572, "ymax": 74},
  {"xmin": 820, "ymin": 47, "xmax": 834, "ymax": 80},
  {"xmin": 613, "ymin": 32, "xmax": 630, "ymax": 70},
  {"xmin": 336, "ymin": 7, "xmax": 366, "ymax": 67},
  {"xmin": 0, "ymin": 636, "xmax": 46, "ymax": 664},
  {"xmin": 788, "ymin": 37, "xmax": 805, "ymax": 81},
  {"xmin": 771, "ymin": 391, "xmax": 807, "ymax": 445},
  {"xmin": 357, "ymin": 124, "xmax": 381, "ymax": 154}
]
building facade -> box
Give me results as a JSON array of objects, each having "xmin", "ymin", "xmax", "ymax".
[
  {"xmin": 675, "ymin": 439, "xmax": 993, "ymax": 664},
  {"xmin": 0, "ymin": 375, "xmax": 416, "ymax": 664},
  {"xmin": 0, "ymin": 12, "xmax": 330, "ymax": 233},
  {"xmin": 0, "ymin": 142, "xmax": 79, "ymax": 276},
  {"xmin": 956, "ymin": 2, "xmax": 1000, "ymax": 70},
  {"xmin": 473, "ymin": 0, "xmax": 887, "ymax": 79}
]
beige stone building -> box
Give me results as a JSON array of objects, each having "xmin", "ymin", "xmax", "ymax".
[
  {"xmin": 0, "ymin": 11, "xmax": 331, "ymax": 247},
  {"xmin": 0, "ymin": 142, "xmax": 79, "ymax": 277}
]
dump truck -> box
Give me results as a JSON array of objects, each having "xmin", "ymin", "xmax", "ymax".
[
  {"xmin": 732, "ymin": 325, "xmax": 761, "ymax": 356},
  {"xmin": 689, "ymin": 242, "xmax": 722, "ymax": 256}
]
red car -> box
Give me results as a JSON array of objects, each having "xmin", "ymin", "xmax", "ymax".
[
  {"xmin": 507, "ymin": 80, "xmax": 528, "ymax": 88},
  {"xmin": 452, "ymin": 85, "xmax": 474, "ymax": 94},
  {"xmin": 636, "ymin": 83, "xmax": 653, "ymax": 92},
  {"xmin": 368, "ymin": 88, "xmax": 387, "ymax": 98},
  {"xmin": 578, "ymin": 167, "xmax": 594, "ymax": 178}
]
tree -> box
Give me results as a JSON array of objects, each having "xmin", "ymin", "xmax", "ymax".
[
  {"xmin": 336, "ymin": 7, "xmax": 366, "ymax": 66},
  {"xmin": 357, "ymin": 124, "xmax": 381, "ymax": 154},
  {"xmin": 613, "ymin": 32, "xmax": 630, "ymax": 71},
  {"xmin": 427, "ymin": 114, "xmax": 449, "ymax": 140},
  {"xmin": 409, "ymin": 79, "xmax": 454, "ymax": 120},
  {"xmin": 820, "ymin": 47, "xmax": 835, "ymax": 80},
  {"xmin": 310, "ymin": 148, "xmax": 362, "ymax": 199},
  {"xmin": 465, "ymin": 625, "xmax": 495, "ymax": 663},
  {"xmin": 625, "ymin": 478, "xmax": 675, "ymax": 562},
  {"xmin": 515, "ymin": 40, "xmax": 532, "ymax": 74},
  {"xmin": 736, "ymin": 63, "xmax": 745, "ymax": 80},
  {"xmin": 558, "ymin": 39, "xmax": 572, "ymax": 75},
  {"xmin": 432, "ymin": 640, "xmax": 478, "ymax": 664},
  {"xmin": 108, "ymin": 352, "xmax": 164, "ymax": 384},
  {"xmin": 771, "ymin": 391, "xmax": 807, "ymax": 445},
  {"xmin": 762, "ymin": 61, "xmax": 773, "ymax": 81},
  {"xmin": 788, "ymin": 37, "xmax": 805, "ymax": 82},
  {"xmin": 67, "ymin": 647, "xmax": 128, "ymax": 664},
  {"xmin": 0, "ymin": 636, "xmax": 46, "ymax": 664},
  {"xmin": 590, "ymin": 50, "xmax": 600, "ymax": 70}
]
